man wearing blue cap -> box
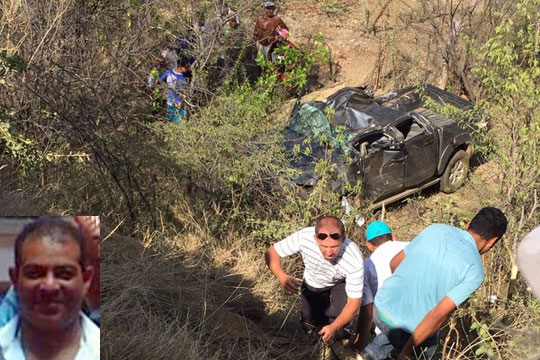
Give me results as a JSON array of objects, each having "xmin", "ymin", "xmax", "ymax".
[
  {"xmin": 252, "ymin": 1, "xmax": 288, "ymax": 60},
  {"xmin": 353, "ymin": 221, "xmax": 408, "ymax": 352},
  {"xmin": 357, "ymin": 207, "xmax": 507, "ymax": 360}
]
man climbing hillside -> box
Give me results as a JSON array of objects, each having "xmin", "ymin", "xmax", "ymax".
[
  {"xmin": 265, "ymin": 216, "xmax": 363, "ymax": 346},
  {"xmin": 252, "ymin": 1, "xmax": 288, "ymax": 60},
  {"xmin": 357, "ymin": 207, "xmax": 508, "ymax": 360}
]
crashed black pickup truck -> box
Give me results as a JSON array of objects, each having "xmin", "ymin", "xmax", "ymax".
[{"xmin": 283, "ymin": 84, "xmax": 484, "ymax": 208}]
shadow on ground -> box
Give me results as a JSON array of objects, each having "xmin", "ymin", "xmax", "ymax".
[{"xmin": 100, "ymin": 229, "xmax": 326, "ymax": 360}]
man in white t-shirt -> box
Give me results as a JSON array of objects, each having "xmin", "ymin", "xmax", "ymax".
[
  {"xmin": 265, "ymin": 216, "xmax": 364, "ymax": 345},
  {"xmin": 353, "ymin": 221, "xmax": 408, "ymax": 352}
]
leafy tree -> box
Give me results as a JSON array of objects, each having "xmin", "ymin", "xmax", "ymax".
[
  {"xmin": 473, "ymin": 0, "xmax": 540, "ymax": 227},
  {"xmin": 470, "ymin": 2, "xmax": 540, "ymax": 358}
]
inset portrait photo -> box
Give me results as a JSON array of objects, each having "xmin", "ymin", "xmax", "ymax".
[{"xmin": 0, "ymin": 216, "xmax": 100, "ymax": 360}]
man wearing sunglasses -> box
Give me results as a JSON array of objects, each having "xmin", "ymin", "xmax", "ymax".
[{"xmin": 265, "ymin": 216, "xmax": 364, "ymax": 345}]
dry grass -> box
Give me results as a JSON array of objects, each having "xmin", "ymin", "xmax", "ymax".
[
  {"xmin": 0, "ymin": 189, "xmax": 45, "ymax": 216},
  {"xmin": 101, "ymin": 218, "xmax": 326, "ymax": 360},
  {"xmin": 100, "ymin": 170, "xmax": 540, "ymax": 359}
]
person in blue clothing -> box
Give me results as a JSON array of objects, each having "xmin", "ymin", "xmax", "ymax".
[
  {"xmin": 357, "ymin": 207, "xmax": 507, "ymax": 360},
  {"xmin": 160, "ymin": 57, "xmax": 190, "ymax": 123}
]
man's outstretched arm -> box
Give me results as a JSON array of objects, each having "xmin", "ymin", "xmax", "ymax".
[
  {"xmin": 397, "ymin": 296, "xmax": 456, "ymax": 360},
  {"xmin": 252, "ymin": 19, "xmax": 262, "ymax": 42},
  {"xmin": 265, "ymin": 245, "xmax": 301, "ymax": 295},
  {"xmin": 277, "ymin": 18, "xmax": 289, "ymax": 30}
]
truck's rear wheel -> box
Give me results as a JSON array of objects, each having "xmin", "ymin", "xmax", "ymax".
[{"xmin": 440, "ymin": 150, "xmax": 469, "ymax": 193}]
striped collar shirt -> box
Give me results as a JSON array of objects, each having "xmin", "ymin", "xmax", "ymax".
[{"xmin": 274, "ymin": 227, "xmax": 364, "ymax": 298}]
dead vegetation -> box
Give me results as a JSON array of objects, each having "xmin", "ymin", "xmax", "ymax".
[
  {"xmin": 101, "ymin": 222, "xmax": 324, "ymax": 359},
  {"xmin": 1, "ymin": 0, "xmax": 539, "ymax": 359}
]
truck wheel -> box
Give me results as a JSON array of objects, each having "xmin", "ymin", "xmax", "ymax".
[{"xmin": 440, "ymin": 150, "xmax": 469, "ymax": 193}]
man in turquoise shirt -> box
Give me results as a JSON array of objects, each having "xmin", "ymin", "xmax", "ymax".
[{"xmin": 358, "ymin": 207, "xmax": 507, "ymax": 360}]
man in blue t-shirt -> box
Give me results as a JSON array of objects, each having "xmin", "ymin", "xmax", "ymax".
[{"xmin": 357, "ymin": 207, "xmax": 507, "ymax": 360}]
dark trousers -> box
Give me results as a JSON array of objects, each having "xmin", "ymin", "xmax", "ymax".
[{"xmin": 300, "ymin": 281, "xmax": 349, "ymax": 340}]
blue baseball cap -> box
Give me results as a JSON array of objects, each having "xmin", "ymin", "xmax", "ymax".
[
  {"xmin": 263, "ymin": 1, "xmax": 275, "ymax": 8},
  {"xmin": 366, "ymin": 221, "xmax": 392, "ymax": 241}
]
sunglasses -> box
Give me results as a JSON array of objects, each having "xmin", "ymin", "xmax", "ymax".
[{"xmin": 316, "ymin": 232, "xmax": 342, "ymax": 240}]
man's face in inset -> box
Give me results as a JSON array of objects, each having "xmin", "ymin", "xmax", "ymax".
[{"xmin": 10, "ymin": 236, "xmax": 93, "ymax": 331}]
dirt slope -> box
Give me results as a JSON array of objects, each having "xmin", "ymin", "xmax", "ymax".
[{"xmin": 280, "ymin": 1, "xmax": 379, "ymax": 92}]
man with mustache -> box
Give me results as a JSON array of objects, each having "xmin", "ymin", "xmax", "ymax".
[
  {"xmin": 0, "ymin": 217, "xmax": 100, "ymax": 328},
  {"xmin": 252, "ymin": 2, "xmax": 288, "ymax": 60},
  {"xmin": 0, "ymin": 217, "xmax": 99, "ymax": 360},
  {"xmin": 265, "ymin": 216, "xmax": 364, "ymax": 346}
]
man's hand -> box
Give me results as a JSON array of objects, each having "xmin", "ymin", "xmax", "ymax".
[
  {"xmin": 390, "ymin": 250, "xmax": 405, "ymax": 273},
  {"xmin": 353, "ymin": 302, "xmax": 373, "ymax": 352},
  {"xmin": 265, "ymin": 245, "xmax": 301, "ymax": 295},
  {"xmin": 278, "ymin": 274, "xmax": 301, "ymax": 295},
  {"xmin": 399, "ymin": 296, "xmax": 456, "ymax": 360},
  {"xmin": 318, "ymin": 324, "xmax": 337, "ymax": 344}
]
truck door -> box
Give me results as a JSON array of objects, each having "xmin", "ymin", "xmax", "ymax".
[
  {"xmin": 393, "ymin": 116, "xmax": 438, "ymax": 188},
  {"xmin": 353, "ymin": 131, "xmax": 404, "ymax": 201}
]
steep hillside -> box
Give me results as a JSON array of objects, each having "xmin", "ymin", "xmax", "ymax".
[
  {"xmin": 1, "ymin": 0, "xmax": 536, "ymax": 359},
  {"xmin": 100, "ymin": 1, "xmax": 539, "ymax": 359}
]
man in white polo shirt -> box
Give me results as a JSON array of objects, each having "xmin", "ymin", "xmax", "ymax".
[{"xmin": 265, "ymin": 216, "xmax": 364, "ymax": 345}]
